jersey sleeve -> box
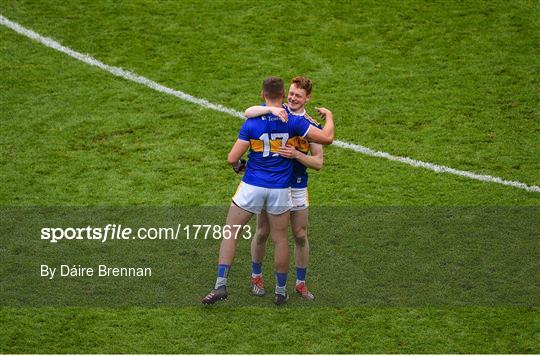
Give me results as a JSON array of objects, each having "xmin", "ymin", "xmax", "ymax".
[{"xmin": 238, "ymin": 120, "xmax": 252, "ymax": 141}]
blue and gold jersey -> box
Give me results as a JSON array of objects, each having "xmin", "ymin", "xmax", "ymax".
[
  {"xmin": 286, "ymin": 108, "xmax": 323, "ymax": 188},
  {"xmin": 239, "ymin": 111, "xmax": 311, "ymax": 189}
]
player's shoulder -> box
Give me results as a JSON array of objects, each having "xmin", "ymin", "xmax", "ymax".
[
  {"xmin": 244, "ymin": 113, "xmax": 281, "ymax": 132},
  {"xmin": 303, "ymin": 113, "xmax": 322, "ymax": 129},
  {"xmin": 242, "ymin": 116, "xmax": 257, "ymax": 127},
  {"xmin": 244, "ymin": 112, "xmax": 269, "ymax": 123},
  {"xmin": 240, "ymin": 115, "xmax": 263, "ymax": 135}
]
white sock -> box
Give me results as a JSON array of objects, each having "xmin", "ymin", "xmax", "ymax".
[
  {"xmin": 251, "ymin": 273, "xmax": 262, "ymax": 278},
  {"xmin": 296, "ymin": 279, "xmax": 305, "ymax": 286},
  {"xmin": 215, "ymin": 277, "xmax": 227, "ymax": 289},
  {"xmin": 275, "ymin": 285, "xmax": 286, "ymax": 295}
]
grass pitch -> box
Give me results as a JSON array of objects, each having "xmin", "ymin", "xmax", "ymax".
[{"xmin": 0, "ymin": 0, "xmax": 539, "ymax": 353}]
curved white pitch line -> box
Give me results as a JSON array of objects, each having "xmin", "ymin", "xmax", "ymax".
[
  {"xmin": 333, "ymin": 141, "xmax": 539, "ymax": 192},
  {"xmin": 1, "ymin": 14, "xmax": 538, "ymax": 193}
]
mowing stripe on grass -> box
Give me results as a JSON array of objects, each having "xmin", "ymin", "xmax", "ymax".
[{"xmin": 1, "ymin": 14, "xmax": 538, "ymax": 193}]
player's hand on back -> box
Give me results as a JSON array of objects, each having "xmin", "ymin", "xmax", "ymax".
[
  {"xmin": 277, "ymin": 145, "xmax": 299, "ymax": 159},
  {"xmin": 269, "ymin": 107, "xmax": 288, "ymax": 123}
]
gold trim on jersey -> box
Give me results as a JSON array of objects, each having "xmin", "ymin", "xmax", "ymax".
[
  {"xmin": 304, "ymin": 113, "xmax": 321, "ymax": 127},
  {"xmin": 287, "ymin": 137, "xmax": 310, "ymax": 154},
  {"xmin": 250, "ymin": 139, "xmax": 293, "ymax": 153},
  {"xmin": 249, "ymin": 139, "xmax": 264, "ymax": 152}
]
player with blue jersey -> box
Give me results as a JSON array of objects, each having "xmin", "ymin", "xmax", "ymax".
[
  {"xmin": 244, "ymin": 76, "xmax": 330, "ymax": 300},
  {"xmin": 202, "ymin": 76, "xmax": 334, "ymax": 306}
]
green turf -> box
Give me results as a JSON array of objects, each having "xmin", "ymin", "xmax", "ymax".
[
  {"xmin": 1, "ymin": 207, "xmax": 538, "ymax": 308},
  {"xmin": 0, "ymin": 0, "xmax": 539, "ymax": 353},
  {"xmin": 0, "ymin": 307, "xmax": 537, "ymax": 353},
  {"xmin": 2, "ymin": 0, "xmax": 538, "ymax": 188}
]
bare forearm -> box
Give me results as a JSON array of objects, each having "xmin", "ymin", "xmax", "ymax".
[
  {"xmin": 228, "ymin": 139, "xmax": 250, "ymax": 164},
  {"xmin": 320, "ymin": 113, "xmax": 334, "ymax": 143},
  {"xmin": 295, "ymin": 152, "xmax": 323, "ymax": 171},
  {"xmin": 305, "ymin": 108, "xmax": 334, "ymax": 145},
  {"xmin": 244, "ymin": 106, "xmax": 271, "ymax": 118},
  {"xmin": 227, "ymin": 152, "xmax": 242, "ymax": 165},
  {"xmin": 278, "ymin": 143, "xmax": 324, "ymax": 171}
]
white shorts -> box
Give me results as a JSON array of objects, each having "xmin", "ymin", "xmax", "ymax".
[
  {"xmin": 232, "ymin": 182, "xmax": 292, "ymax": 215},
  {"xmin": 291, "ymin": 188, "xmax": 309, "ymax": 211}
]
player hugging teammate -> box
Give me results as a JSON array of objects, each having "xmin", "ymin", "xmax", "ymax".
[{"xmin": 202, "ymin": 76, "xmax": 334, "ymax": 306}]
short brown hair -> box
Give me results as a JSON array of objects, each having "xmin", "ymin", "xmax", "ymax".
[
  {"xmin": 291, "ymin": 76, "xmax": 313, "ymax": 95},
  {"xmin": 262, "ymin": 76, "xmax": 285, "ymax": 100}
]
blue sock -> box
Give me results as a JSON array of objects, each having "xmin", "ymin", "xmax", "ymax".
[
  {"xmin": 252, "ymin": 262, "xmax": 262, "ymax": 275},
  {"xmin": 275, "ymin": 272, "xmax": 288, "ymax": 287},
  {"xmin": 215, "ymin": 264, "xmax": 231, "ymax": 289},
  {"xmin": 275, "ymin": 272, "xmax": 288, "ymax": 295},
  {"xmin": 296, "ymin": 267, "xmax": 307, "ymax": 282},
  {"xmin": 217, "ymin": 264, "xmax": 230, "ymax": 278}
]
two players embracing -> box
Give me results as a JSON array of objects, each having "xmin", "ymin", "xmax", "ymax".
[{"xmin": 203, "ymin": 76, "xmax": 334, "ymax": 305}]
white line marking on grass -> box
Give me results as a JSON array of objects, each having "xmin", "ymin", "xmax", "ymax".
[
  {"xmin": 0, "ymin": 15, "xmax": 244, "ymax": 120},
  {"xmin": 333, "ymin": 141, "xmax": 539, "ymax": 192},
  {"xmin": 2, "ymin": 14, "xmax": 538, "ymax": 193}
]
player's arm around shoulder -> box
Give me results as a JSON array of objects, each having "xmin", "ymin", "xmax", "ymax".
[
  {"xmin": 304, "ymin": 107, "xmax": 334, "ymax": 145},
  {"xmin": 244, "ymin": 106, "xmax": 288, "ymax": 122}
]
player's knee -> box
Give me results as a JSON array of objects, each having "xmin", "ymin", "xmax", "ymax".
[
  {"xmin": 294, "ymin": 234, "xmax": 307, "ymax": 247},
  {"xmin": 292, "ymin": 225, "xmax": 307, "ymax": 239},
  {"xmin": 255, "ymin": 230, "xmax": 269, "ymax": 244}
]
